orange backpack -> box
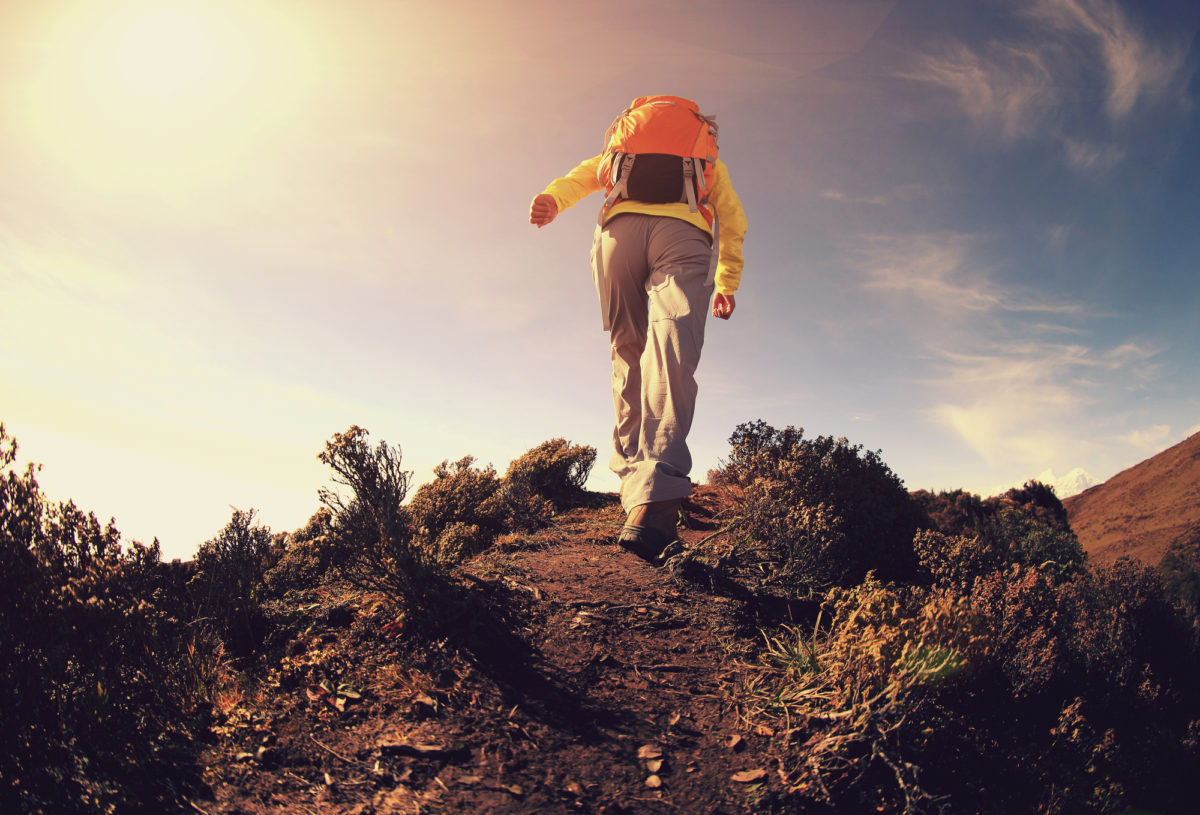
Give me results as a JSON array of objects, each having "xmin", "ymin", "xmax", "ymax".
[{"xmin": 597, "ymin": 95, "xmax": 719, "ymax": 227}]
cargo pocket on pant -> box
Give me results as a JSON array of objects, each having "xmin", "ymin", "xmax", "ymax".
[{"xmin": 647, "ymin": 274, "xmax": 692, "ymax": 323}]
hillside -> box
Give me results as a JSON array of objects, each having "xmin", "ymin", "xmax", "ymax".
[
  {"xmin": 196, "ymin": 488, "xmax": 808, "ymax": 814},
  {"xmin": 7, "ymin": 423, "xmax": 1200, "ymax": 815},
  {"xmin": 1064, "ymin": 431, "xmax": 1200, "ymax": 565}
]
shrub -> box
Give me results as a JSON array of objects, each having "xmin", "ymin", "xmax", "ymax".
[
  {"xmin": 502, "ymin": 438, "xmax": 595, "ymax": 508},
  {"xmin": 746, "ymin": 560, "xmax": 1200, "ymax": 813},
  {"xmin": 913, "ymin": 528, "xmax": 1003, "ymax": 592},
  {"xmin": 1160, "ymin": 526, "xmax": 1200, "ymax": 646},
  {"xmin": 914, "ymin": 485, "xmax": 1085, "ymax": 589},
  {"xmin": 191, "ymin": 508, "xmax": 274, "ymax": 659},
  {"xmin": 431, "ymin": 521, "xmax": 494, "ymax": 564},
  {"xmin": 406, "ymin": 440, "xmax": 598, "ymax": 564},
  {"xmin": 0, "ymin": 423, "xmax": 208, "ymax": 813},
  {"xmin": 408, "ymin": 456, "xmax": 503, "ymax": 563},
  {"xmin": 317, "ymin": 426, "xmax": 429, "ymax": 601},
  {"xmin": 744, "ymin": 577, "xmax": 988, "ymax": 812},
  {"xmin": 911, "ymin": 488, "xmax": 989, "ymax": 538},
  {"xmin": 718, "ymin": 420, "xmax": 920, "ymax": 589},
  {"xmin": 982, "ymin": 506, "xmax": 1085, "ymax": 576},
  {"xmin": 264, "ymin": 507, "xmax": 338, "ymax": 595},
  {"xmin": 1000, "ymin": 479, "xmax": 1070, "ymax": 526}
]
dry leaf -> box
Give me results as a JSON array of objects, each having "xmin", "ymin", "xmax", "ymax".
[
  {"xmin": 731, "ymin": 768, "xmax": 768, "ymax": 783},
  {"xmin": 753, "ymin": 724, "xmax": 775, "ymax": 736},
  {"xmin": 637, "ymin": 744, "xmax": 663, "ymax": 760}
]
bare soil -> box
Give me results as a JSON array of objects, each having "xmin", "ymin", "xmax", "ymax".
[{"xmin": 192, "ymin": 487, "xmax": 818, "ymax": 814}]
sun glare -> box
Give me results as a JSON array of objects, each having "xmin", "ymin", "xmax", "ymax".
[
  {"xmin": 106, "ymin": 6, "xmax": 225, "ymax": 100},
  {"xmin": 15, "ymin": 0, "xmax": 330, "ymax": 197}
]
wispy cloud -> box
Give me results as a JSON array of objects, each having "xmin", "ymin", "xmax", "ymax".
[
  {"xmin": 820, "ymin": 189, "xmax": 889, "ymax": 206},
  {"xmin": 820, "ymin": 183, "xmax": 928, "ymax": 207},
  {"xmin": 900, "ymin": 40, "xmax": 1055, "ymax": 143},
  {"xmin": 1028, "ymin": 0, "xmax": 1190, "ymax": 119},
  {"xmin": 856, "ymin": 233, "xmax": 1082, "ymax": 315},
  {"xmin": 900, "ymin": 0, "xmax": 1191, "ymax": 169},
  {"xmin": 928, "ymin": 339, "xmax": 1160, "ymax": 467},
  {"xmin": 851, "ymin": 231, "xmax": 1164, "ymax": 476},
  {"xmin": 1119, "ymin": 424, "xmax": 1172, "ymax": 452},
  {"xmin": 1062, "ymin": 137, "xmax": 1125, "ymax": 172}
]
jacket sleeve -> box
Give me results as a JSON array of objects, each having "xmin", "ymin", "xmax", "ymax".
[
  {"xmin": 542, "ymin": 155, "xmax": 603, "ymax": 212},
  {"xmin": 710, "ymin": 159, "xmax": 747, "ymax": 296}
]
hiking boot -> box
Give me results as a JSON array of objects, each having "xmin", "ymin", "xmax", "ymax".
[{"xmin": 617, "ymin": 499, "xmax": 682, "ymax": 565}]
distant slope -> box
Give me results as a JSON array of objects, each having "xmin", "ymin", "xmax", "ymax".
[{"xmin": 1064, "ymin": 431, "xmax": 1200, "ymax": 565}]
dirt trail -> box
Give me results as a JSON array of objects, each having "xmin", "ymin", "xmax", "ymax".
[{"xmin": 197, "ymin": 490, "xmax": 803, "ymax": 814}]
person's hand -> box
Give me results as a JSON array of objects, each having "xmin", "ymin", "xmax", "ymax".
[
  {"xmin": 529, "ymin": 194, "xmax": 559, "ymax": 227},
  {"xmin": 712, "ymin": 292, "xmax": 736, "ymax": 320}
]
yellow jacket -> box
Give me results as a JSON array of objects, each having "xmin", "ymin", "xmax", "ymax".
[{"xmin": 542, "ymin": 155, "xmax": 748, "ymax": 295}]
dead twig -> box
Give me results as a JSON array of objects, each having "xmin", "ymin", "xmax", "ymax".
[
  {"xmin": 309, "ymin": 733, "xmax": 368, "ymax": 768},
  {"xmin": 283, "ymin": 770, "xmax": 312, "ymax": 786},
  {"xmin": 694, "ymin": 523, "xmax": 738, "ymax": 548}
]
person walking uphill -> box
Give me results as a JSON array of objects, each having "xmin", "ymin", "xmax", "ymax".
[{"xmin": 529, "ymin": 95, "xmax": 748, "ymax": 565}]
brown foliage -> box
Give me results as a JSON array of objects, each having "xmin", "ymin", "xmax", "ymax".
[{"xmin": 743, "ymin": 577, "xmax": 988, "ymax": 812}]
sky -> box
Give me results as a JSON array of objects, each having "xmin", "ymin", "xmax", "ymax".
[{"xmin": 3, "ymin": 0, "xmax": 1199, "ymax": 560}]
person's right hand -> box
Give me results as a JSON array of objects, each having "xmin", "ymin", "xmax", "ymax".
[{"xmin": 529, "ymin": 194, "xmax": 559, "ymax": 228}]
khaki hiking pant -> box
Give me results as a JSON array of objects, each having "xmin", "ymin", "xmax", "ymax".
[{"xmin": 591, "ymin": 213, "xmax": 716, "ymax": 513}]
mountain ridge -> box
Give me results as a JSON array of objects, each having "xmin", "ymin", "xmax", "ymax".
[{"xmin": 1064, "ymin": 430, "xmax": 1200, "ymax": 565}]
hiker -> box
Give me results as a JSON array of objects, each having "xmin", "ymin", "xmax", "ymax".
[{"xmin": 529, "ymin": 95, "xmax": 747, "ymax": 564}]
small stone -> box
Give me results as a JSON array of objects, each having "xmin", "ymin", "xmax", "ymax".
[
  {"xmin": 645, "ymin": 758, "xmax": 664, "ymax": 774},
  {"xmin": 645, "ymin": 774, "xmax": 663, "ymax": 788},
  {"xmin": 731, "ymin": 768, "xmax": 768, "ymax": 783},
  {"xmin": 724, "ymin": 734, "xmax": 745, "ymax": 751},
  {"xmin": 637, "ymin": 744, "xmax": 663, "ymax": 761}
]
